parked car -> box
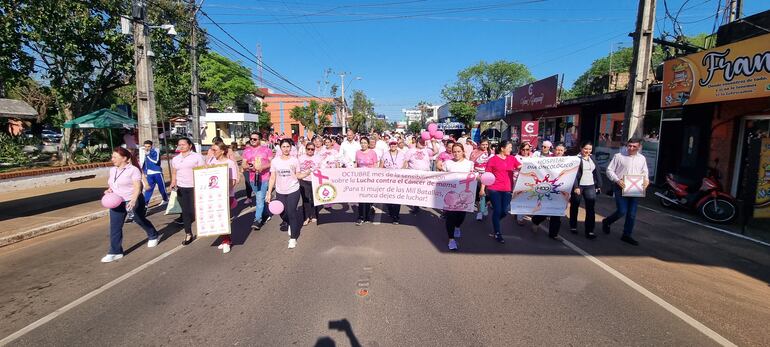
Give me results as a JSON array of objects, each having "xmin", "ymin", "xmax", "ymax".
[{"xmin": 41, "ymin": 129, "xmax": 62, "ymax": 142}]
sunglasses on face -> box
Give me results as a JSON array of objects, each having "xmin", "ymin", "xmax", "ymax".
[
  {"xmin": 250, "ymin": 138, "xmax": 259, "ymax": 141},
  {"xmin": 306, "ymin": 147, "xmax": 315, "ymax": 150}
]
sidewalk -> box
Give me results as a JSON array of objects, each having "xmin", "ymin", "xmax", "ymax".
[{"xmin": 0, "ymin": 173, "xmax": 169, "ymax": 247}]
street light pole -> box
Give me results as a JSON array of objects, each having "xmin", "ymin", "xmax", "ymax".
[
  {"xmin": 622, "ymin": 0, "xmax": 656, "ymax": 140},
  {"xmin": 339, "ymin": 72, "xmax": 346, "ymax": 134},
  {"xmin": 189, "ymin": 0, "xmax": 202, "ymax": 148}
]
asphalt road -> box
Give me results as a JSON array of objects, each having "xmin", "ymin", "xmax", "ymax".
[{"xmin": 1, "ymin": 194, "xmax": 769, "ymax": 346}]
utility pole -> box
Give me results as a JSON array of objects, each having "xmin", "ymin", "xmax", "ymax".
[
  {"xmin": 189, "ymin": 0, "xmax": 201, "ymax": 148},
  {"xmin": 622, "ymin": 0, "xmax": 656, "ymax": 140},
  {"xmin": 728, "ymin": 0, "xmax": 743, "ymax": 22},
  {"xmin": 133, "ymin": 0, "xmax": 160, "ymax": 146},
  {"xmin": 339, "ymin": 72, "xmax": 347, "ymax": 134},
  {"xmin": 256, "ymin": 43, "xmax": 263, "ymax": 88}
]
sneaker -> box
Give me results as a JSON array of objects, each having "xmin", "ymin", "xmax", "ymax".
[
  {"xmin": 174, "ymin": 217, "xmax": 184, "ymax": 226},
  {"xmin": 548, "ymin": 234, "xmax": 562, "ymax": 241},
  {"xmin": 311, "ymin": 218, "xmax": 317, "ymax": 223},
  {"xmin": 448, "ymin": 239, "xmax": 458, "ymax": 250},
  {"xmin": 620, "ymin": 235, "xmax": 639, "ymax": 246},
  {"xmin": 218, "ymin": 243, "xmax": 225, "ymax": 250},
  {"xmin": 570, "ymin": 228, "xmax": 577, "ymax": 234},
  {"xmin": 280, "ymin": 222, "xmax": 288, "ymax": 232},
  {"xmin": 100, "ymin": 254, "xmax": 123, "ymax": 263},
  {"xmin": 222, "ymin": 244, "xmax": 231, "ymax": 253},
  {"xmin": 531, "ymin": 223, "xmax": 540, "ymax": 233},
  {"xmin": 266, "ymin": 216, "xmax": 273, "ymax": 222},
  {"xmin": 494, "ymin": 234, "xmax": 505, "ymax": 244},
  {"xmin": 453, "ymin": 228, "xmax": 461, "ymax": 238},
  {"xmin": 356, "ymin": 219, "xmax": 364, "ymax": 226},
  {"xmin": 586, "ymin": 232, "xmax": 597, "ymax": 240},
  {"xmin": 476, "ymin": 212, "xmax": 483, "ymax": 221},
  {"xmin": 147, "ymin": 238, "xmax": 160, "ymax": 248},
  {"xmin": 288, "ymin": 238, "xmax": 297, "ymax": 249},
  {"xmin": 125, "ymin": 212, "xmax": 134, "ymax": 223},
  {"xmin": 392, "ymin": 220, "xmax": 399, "ymax": 225},
  {"xmin": 602, "ymin": 220, "xmax": 611, "ymax": 234},
  {"xmin": 251, "ymin": 220, "xmax": 262, "ymax": 231}
]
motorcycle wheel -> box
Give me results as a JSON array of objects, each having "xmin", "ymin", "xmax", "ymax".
[
  {"xmin": 659, "ymin": 190, "xmax": 676, "ymax": 208},
  {"xmin": 699, "ymin": 198, "xmax": 737, "ymax": 224}
]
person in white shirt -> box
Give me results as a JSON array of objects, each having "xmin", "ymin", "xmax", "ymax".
[
  {"xmin": 442, "ymin": 143, "xmax": 474, "ymax": 251},
  {"xmin": 533, "ymin": 140, "xmax": 553, "ymax": 157},
  {"xmin": 374, "ymin": 133, "xmax": 388, "ymax": 160},
  {"xmin": 340, "ymin": 129, "xmax": 361, "ymax": 168},
  {"xmin": 602, "ymin": 138, "xmax": 649, "ymax": 246}
]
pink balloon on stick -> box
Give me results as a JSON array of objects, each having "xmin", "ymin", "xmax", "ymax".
[
  {"xmin": 480, "ymin": 172, "xmax": 496, "ymax": 186},
  {"xmin": 433, "ymin": 131, "xmax": 444, "ymax": 140},
  {"xmin": 101, "ymin": 193, "xmax": 123, "ymax": 209},
  {"xmin": 421, "ymin": 131, "xmax": 432, "ymax": 141},
  {"xmin": 427, "ymin": 123, "xmax": 438, "ymax": 133},
  {"xmin": 268, "ymin": 200, "xmax": 285, "ymax": 215}
]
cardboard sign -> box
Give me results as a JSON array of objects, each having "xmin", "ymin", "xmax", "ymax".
[{"xmin": 193, "ymin": 165, "xmax": 232, "ymax": 237}]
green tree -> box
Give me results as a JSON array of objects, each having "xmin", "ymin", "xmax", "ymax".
[
  {"xmin": 199, "ymin": 52, "xmax": 256, "ymax": 112},
  {"xmin": 449, "ymin": 102, "xmax": 476, "ymax": 131},
  {"xmin": 0, "ymin": 0, "xmax": 34, "ymax": 96},
  {"xmin": 289, "ymin": 100, "xmax": 335, "ymax": 135},
  {"xmin": 255, "ymin": 102, "xmax": 272, "ymax": 132},
  {"xmin": 350, "ymin": 90, "xmax": 374, "ymax": 133},
  {"xmin": 407, "ymin": 121, "xmax": 422, "ymax": 134},
  {"xmin": 442, "ymin": 60, "xmax": 535, "ymax": 103}
]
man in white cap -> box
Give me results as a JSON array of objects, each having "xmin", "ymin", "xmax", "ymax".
[{"xmin": 533, "ymin": 140, "xmax": 554, "ymax": 157}]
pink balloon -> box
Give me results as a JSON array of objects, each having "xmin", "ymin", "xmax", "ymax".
[
  {"xmin": 480, "ymin": 172, "xmax": 496, "ymax": 186},
  {"xmin": 101, "ymin": 193, "xmax": 123, "ymax": 209},
  {"xmin": 268, "ymin": 200, "xmax": 285, "ymax": 215},
  {"xmin": 433, "ymin": 131, "xmax": 444, "ymax": 140},
  {"xmin": 427, "ymin": 123, "xmax": 438, "ymax": 133},
  {"xmin": 420, "ymin": 131, "xmax": 432, "ymax": 141}
]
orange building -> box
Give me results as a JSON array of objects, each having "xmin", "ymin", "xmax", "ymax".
[{"xmin": 260, "ymin": 88, "xmax": 337, "ymax": 139}]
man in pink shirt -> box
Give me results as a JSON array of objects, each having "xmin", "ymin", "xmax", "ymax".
[{"xmin": 242, "ymin": 132, "xmax": 275, "ymax": 230}]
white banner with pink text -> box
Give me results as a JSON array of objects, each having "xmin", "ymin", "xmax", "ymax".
[
  {"xmin": 311, "ymin": 168, "xmax": 479, "ymax": 212},
  {"xmin": 510, "ymin": 156, "xmax": 581, "ymax": 216}
]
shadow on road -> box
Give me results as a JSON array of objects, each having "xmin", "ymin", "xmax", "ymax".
[
  {"xmin": 0, "ymin": 188, "xmax": 104, "ymax": 221},
  {"xmin": 315, "ymin": 319, "xmax": 362, "ymax": 347}
]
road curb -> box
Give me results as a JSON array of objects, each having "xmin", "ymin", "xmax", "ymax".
[{"xmin": 0, "ymin": 210, "xmax": 109, "ymax": 248}]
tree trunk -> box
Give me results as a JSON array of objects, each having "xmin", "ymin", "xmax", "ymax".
[{"xmin": 58, "ymin": 104, "xmax": 77, "ymax": 166}]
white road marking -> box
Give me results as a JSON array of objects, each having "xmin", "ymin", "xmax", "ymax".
[
  {"xmin": 637, "ymin": 205, "xmax": 769, "ymax": 247},
  {"xmin": 557, "ymin": 234, "xmax": 737, "ymax": 346},
  {"xmin": 0, "ymin": 244, "xmax": 185, "ymax": 346}
]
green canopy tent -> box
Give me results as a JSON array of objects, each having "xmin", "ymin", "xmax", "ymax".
[{"xmin": 63, "ymin": 108, "xmax": 137, "ymax": 149}]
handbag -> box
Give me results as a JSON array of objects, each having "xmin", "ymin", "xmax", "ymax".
[
  {"xmin": 479, "ymin": 195, "xmax": 488, "ymax": 215},
  {"xmin": 164, "ymin": 190, "xmax": 182, "ymax": 215}
]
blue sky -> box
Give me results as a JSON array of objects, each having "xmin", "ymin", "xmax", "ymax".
[{"xmin": 197, "ymin": 0, "xmax": 767, "ymax": 120}]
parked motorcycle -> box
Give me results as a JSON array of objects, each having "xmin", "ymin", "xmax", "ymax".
[{"xmin": 655, "ymin": 168, "xmax": 738, "ymax": 224}]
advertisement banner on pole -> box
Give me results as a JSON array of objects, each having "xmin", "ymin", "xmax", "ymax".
[
  {"xmin": 193, "ymin": 164, "xmax": 232, "ymax": 237},
  {"xmin": 661, "ymin": 32, "xmax": 770, "ymax": 108},
  {"xmin": 311, "ymin": 168, "xmax": 478, "ymax": 212},
  {"xmin": 521, "ymin": 120, "xmax": 539, "ymax": 147},
  {"xmin": 510, "ymin": 157, "xmax": 580, "ymax": 216}
]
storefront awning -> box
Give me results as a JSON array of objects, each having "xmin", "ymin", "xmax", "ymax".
[
  {"xmin": 201, "ymin": 112, "xmax": 260, "ymax": 123},
  {"xmin": 437, "ymin": 122, "xmax": 465, "ymax": 130}
]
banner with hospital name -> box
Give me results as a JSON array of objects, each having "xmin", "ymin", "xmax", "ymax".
[
  {"xmin": 510, "ymin": 156, "xmax": 581, "ymax": 216},
  {"xmin": 193, "ymin": 164, "xmax": 232, "ymax": 237},
  {"xmin": 661, "ymin": 32, "xmax": 770, "ymax": 108},
  {"xmin": 311, "ymin": 168, "xmax": 479, "ymax": 212}
]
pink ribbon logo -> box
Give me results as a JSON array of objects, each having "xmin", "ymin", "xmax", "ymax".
[
  {"xmin": 459, "ymin": 173, "xmax": 476, "ymax": 192},
  {"xmin": 314, "ymin": 169, "xmax": 330, "ymax": 184}
]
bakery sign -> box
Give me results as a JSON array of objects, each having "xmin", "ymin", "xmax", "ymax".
[
  {"xmin": 508, "ymin": 75, "xmax": 558, "ymax": 113},
  {"xmin": 662, "ymin": 33, "xmax": 770, "ymax": 108}
]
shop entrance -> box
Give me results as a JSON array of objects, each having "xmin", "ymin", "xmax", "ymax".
[{"xmin": 733, "ymin": 117, "xmax": 770, "ymax": 224}]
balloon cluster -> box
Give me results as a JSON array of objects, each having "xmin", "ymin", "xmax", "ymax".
[{"xmin": 421, "ymin": 123, "xmax": 444, "ymax": 141}]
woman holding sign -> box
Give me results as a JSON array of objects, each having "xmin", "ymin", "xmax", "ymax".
[
  {"xmin": 381, "ymin": 139, "xmax": 405, "ymax": 224},
  {"xmin": 207, "ymin": 141, "xmax": 239, "ymax": 253},
  {"xmin": 442, "ymin": 143, "xmax": 474, "ymax": 251},
  {"xmin": 101, "ymin": 148, "xmax": 160, "ymax": 263},
  {"xmin": 569, "ymin": 141, "xmax": 602, "ymax": 239},
  {"xmin": 480, "ymin": 140, "xmax": 521, "ymax": 244},
  {"xmin": 170, "ymin": 137, "xmax": 206, "ymax": 246},
  {"xmin": 404, "ymin": 137, "xmax": 438, "ymax": 214},
  {"xmin": 354, "ymin": 136, "xmax": 380, "ymax": 225},
  {"xmin": 266, "ymin": 139, "xmax": 311, "ymax": 249},
  {"xmin": 531, "ymin": 144, "xmax": 566, "ymax": 239}
]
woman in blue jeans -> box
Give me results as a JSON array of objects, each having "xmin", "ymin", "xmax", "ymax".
[{"xmin": 479, "ymin": 140, "xmax": 521, "ymax": 244}]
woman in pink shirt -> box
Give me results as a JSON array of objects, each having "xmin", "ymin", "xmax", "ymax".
[
  {"xmin": 298, "ymin": 141, "xmax": 322, "ymax": 225},
  {"xmin": 435, "ymin": 139, "xmax": 455, "ymax": 171},
  {"xmin": 479, "ymin": 140, "xmax": 521, "ymax": 243},
  {"xmin": 207, "ymin": 141, "xmax": 240, "ymax": 254},
  {"xmin": 266, "ymin": 139, "xmax": 311, "ymax": 249},
  {"xmin": 354, "ymin": 136, "xmax": 380, "ymax": 225},
  {"xmin": 170, "ymin": 137, "xmax": 206, "ymax": 246},
  {"xmin": 404, "ymin": 138, "xmax": 437, "ymax": 213},
  {"xmin": 380, "ymin": 140, "xmax": 405, "ymax": 224},
  {"xmin": 101, "ymin": 147, "xmax": 160, "ymax": 263}
]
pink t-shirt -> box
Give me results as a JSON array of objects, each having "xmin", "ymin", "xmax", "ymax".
[
  {"xmin": 406, "ymin": 147, "xmax": 434, "ymax": 171},
  {"xmin": 208, "ymin": 157, "xmax": 239, "ymax": 197},
  {"xmin": 243, "ymin": 145, "xmax": 273, "ymax": 182},
  {"xmin": 298, "ymin": 154, "xmax": 321, "ymax": 182},
  {"xmin": 355, "ymin": 150, "xmax": 379, "ymax": 168},
  {"xmin": 172, "ymin": 152, "xmax": 205, "ymax": 188},
  {"xmin": 437, "ymin": 151, "xmax": 452, "ymax": 164},
  {"xmin": 471, "ymin": 150, "xmax": 492, "ymax": 173},
  {"xmin": 318, "ymin": 148, "xmax": 341, "ymax": 168},
  {"xmin": 270, "ymin": 156, "xmax": 300, "ymax": 194},
  {"xmin": 108, "ymin": 165, "xmax": 141, "ymax": 201},
  {"xmin": 484, "ymin": 155, "xmax": 522, "ymax": 192},
  {"xmin": 381, "ymin": 150, "xmax": 405, "ymax": 169}
]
